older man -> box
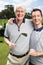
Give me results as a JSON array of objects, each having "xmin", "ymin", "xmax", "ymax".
[{"xmin": 4, "ymin": 6, "xmax": 33, "ymax": 65}]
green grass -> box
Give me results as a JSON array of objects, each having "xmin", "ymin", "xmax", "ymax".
[
  {"xmin": 0, "ymin": 37, "xmax": 4, "ymax": 42},
  {"xmin": 0, "ymin": 19, "xmax": 9, "ymax": 65},
  {"xmin": 0, "ymin": 37, "xmax": 9, "ymax": 65},
  {"xmin": 0, "ymin": 43, "xmax": 9, "ymax": 65}
]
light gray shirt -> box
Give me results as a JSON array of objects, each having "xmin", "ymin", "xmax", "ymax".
[
  {"xmin": 30, "ymin": 28, "xmax": 43, "ymax": 65},
  {"xmin": 4, "ymin": 19, "xmax": 33, "ymax": 55}
]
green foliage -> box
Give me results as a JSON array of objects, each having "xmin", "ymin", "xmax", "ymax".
[
  {"xmin": 0, "ymin": 5, "xmax": 15, "ymax": 19},
  {"xmin": 42, "ymin": 19, "xmax": 43, "ymax": 24},
  {"xmin": 25, "ymin": 13, "xmax": 31, "ymax": 19},
  {"xmin": 0, "ymin": 19, "xmax": 8, "ymax": 26},
  {"xmin": 0, "ymin": 19, "xmax": 8, "ymax": 36}
]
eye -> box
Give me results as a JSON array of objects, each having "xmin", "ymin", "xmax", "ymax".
[
  {"xmin": 16, "ymin": 10, "xmax": 20, "ymax": 12},
  {"xmin": 37, "ymin": 15, "xmax": 40, "ymax": 17},
  {"xmin": 21, "ymin": 11, "xmax": 24, "ymax": 13},
  {"xmin": 32, "ymin": 15, "xmax": 36, "ymax": 18}
]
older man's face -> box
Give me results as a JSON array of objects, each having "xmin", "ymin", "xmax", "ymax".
[{"xmin": 15, "ymin": 7, "xmax": 25, "ymax": 21}]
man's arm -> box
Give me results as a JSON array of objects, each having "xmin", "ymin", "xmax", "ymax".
[
  {"xmin": 4, "ymin": 37, "xmax": 15, "ymax": 49},
  {"xmin": 29, "ymin": 49, "xmax": 43, "ymax": 56}
]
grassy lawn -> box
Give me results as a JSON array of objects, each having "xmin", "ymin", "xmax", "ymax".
[
  {"xmin": 0, "ymin": 19, "xmax": 9, "ymax": 65},
  {"xmin": 0, "ymin": 37, "xmax": 9, "ymax": 65}
]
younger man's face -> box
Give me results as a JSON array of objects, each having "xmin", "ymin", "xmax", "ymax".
[{"xmin": 32, "ymin": 11, "xmax": 42, "ymax": 25}]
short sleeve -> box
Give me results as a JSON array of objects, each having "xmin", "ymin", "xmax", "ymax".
[{"xmin": 4, "ymin": 23, "xmax": 9, "ymax": 38}]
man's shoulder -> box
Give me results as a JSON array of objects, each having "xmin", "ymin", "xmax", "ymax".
[
  {"xmin": 25, "ymin": 18, "xmax": 32, "ymax": 24},
  {"xmin": 25, "ymin": 18, "xmax": 29, "ymax": 21},
  {"xmin": 25, "ymin": 18, "xmax": 31, "ymax": 22},
  {"xmin": 5, "ymin": 22, "xmax": 12, "ymax": 28},
  {"xmin": 6, "ymin": 22, "xmax": 10, "ymax": 26}
]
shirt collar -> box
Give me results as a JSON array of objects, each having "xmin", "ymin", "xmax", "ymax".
[
  {"xmin": 13, "ymin": 18, "xmax": 25, "ymax": 24},
  {"xmin": 34, "ymin": 26, "xmax": 43, "ymax": 32}
]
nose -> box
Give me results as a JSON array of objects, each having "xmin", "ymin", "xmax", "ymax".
[
  {"xmin": 19, "ymin": 11, "xmax": 22, "ymax": 14},
  {"xmin": 35, "ymin": 16, "xmax": 37, "ymax": 19}
]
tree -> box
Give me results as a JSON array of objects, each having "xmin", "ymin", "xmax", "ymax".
[
  {"xmin": 5, "ymin": 5, "xmax": 15, "ymax": 18},
  {"xmin": 25, "ymin": 12, "xmax": 31, "ymax": 19}
]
